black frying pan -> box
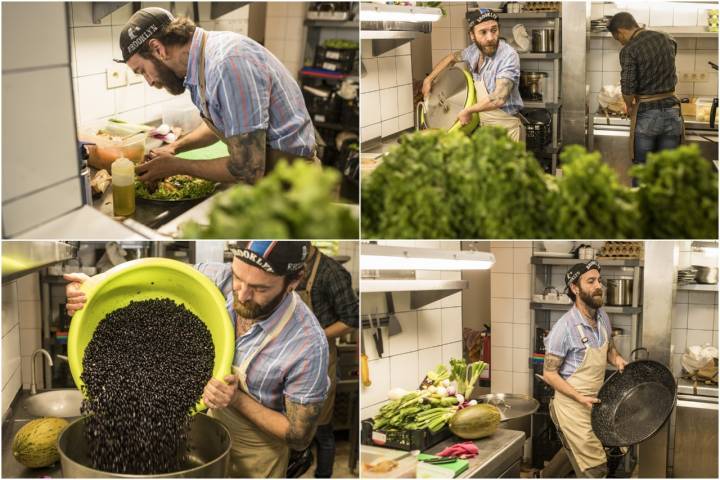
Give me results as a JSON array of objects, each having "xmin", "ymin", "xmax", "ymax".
[{"xmin": 592, "ymin": 348, "xmax": 676, "ymax": 447}]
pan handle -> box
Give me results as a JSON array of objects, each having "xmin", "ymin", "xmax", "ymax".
[{"xmin": 629, "ymin": 347, "xmax": 648, "ymax": 360}]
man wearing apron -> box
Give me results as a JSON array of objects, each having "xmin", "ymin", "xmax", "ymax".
[
  {"xmin": 542, "ymin": 261, "xmax": 628, "ymax": 478},
  {"xmin": 607, "ymin": 12, "xmax": 684, "ymax": 183},
  {"xmin": 113, "ymin": 8, "xmax": 317, "ymax": 185},
  {"xmin": 422, "ymin": 10, "xmax": 525, "ymax": 142},
  {"xmin": 291, "ymin": 244, "xmax": 358, "ymax": 478}
]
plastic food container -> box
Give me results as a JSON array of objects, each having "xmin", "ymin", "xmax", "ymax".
[
  {"xmin": 695, "ymin": 97, "xmax": 714, "ymax": 122},
  {"xmin": 79, "ymin": 127, "xmax": 147, "ymax": 166},
  {"xmin": 68, "ymin": 258, "xmax": 235, "ymax": 412}
]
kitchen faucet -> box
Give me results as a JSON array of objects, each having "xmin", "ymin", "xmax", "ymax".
[{"xmin": 30, "ymin": 349, "xmax": 53, "ymax": 395}]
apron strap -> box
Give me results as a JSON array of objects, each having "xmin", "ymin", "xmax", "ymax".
[
  {"xmin": 575, "ymin": 324, "xmax": 590, "ymax": 346},
  {"xmin": 236, "ymin": 292, "xmax": 298, "ymax": 396},
  {"xmin": 301, "ymin": 252, "xmax": 322, "ymax": 311}
]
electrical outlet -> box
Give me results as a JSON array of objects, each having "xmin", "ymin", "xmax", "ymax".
[
  {"xmin": 697, "ymin": 72, "xmax": 708, "ymax": 82},
  {"xmin": 127, "ymin": 67, "xmax": 144, "ymax": 85},
  {"xmin": 106, "ymin": 65, "xmax": 127, "ymax": 88}
]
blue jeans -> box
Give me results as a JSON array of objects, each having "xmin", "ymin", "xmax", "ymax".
[
  {"xmin": 313, "ymin": 423, "xmax": 335, "ymax": 478},
  {"xmin": 633, "ymin": 107, "xmax": 683, "ymax": 163}
]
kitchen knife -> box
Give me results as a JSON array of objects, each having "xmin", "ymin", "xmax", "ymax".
[
  {"xmin": 385, "ymin": 292, "xmax": 402, "ymax": 336},
  {"xmin": 371, "ymin": 314, "xmax": 384, "ymax": 358}
]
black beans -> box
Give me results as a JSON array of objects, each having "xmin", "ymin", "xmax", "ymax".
[{"xmin": 80, "ymin": 298, "xmax": 214, "ymax": 474}]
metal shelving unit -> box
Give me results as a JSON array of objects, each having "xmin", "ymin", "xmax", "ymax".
[
  {"xmin": 497, "ymin": 10, "xmax": 562, "ymax": 173},
  {"xmin": 677, "ymin": 284, "xmax": 718, "ymax": 292}
]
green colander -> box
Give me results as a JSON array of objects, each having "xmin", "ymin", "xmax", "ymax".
[{"xmin": 68, "ymin": 258, "xmax": 235, "ymax": 412}]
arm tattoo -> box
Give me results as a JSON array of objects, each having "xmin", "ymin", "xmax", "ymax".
[
  {"xmin": 452, "ymin": 50, "xmax": 463, "ymax": 63},
  {"xmin": 488, "ymin": 78, "xmax": 513, "ymax": 104},
  {"xmin": 284, "ymin": 399, "xmax": 323, "ymax": 450},
  {"xmin": 543, "ymin": 353, "xmax": 564, "ymax": 373},
  {"xmin": 607, "ymin": 335, "xmax": 618, "ymax": 356},
  {"xmin": 225, "ymin": 129, "xmax": 267, "ymax": 184}
]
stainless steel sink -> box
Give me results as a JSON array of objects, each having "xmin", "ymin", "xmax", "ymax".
[{"xmin": 23, "ymin": 389, "xmax": 83, "ymax": 418}]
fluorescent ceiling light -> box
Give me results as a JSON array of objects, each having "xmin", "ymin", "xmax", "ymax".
[
  {"xmin": 360, "ymin": 4, "xmax": 443, "ymax": 23},
  {"xmin": 361, "ymin": 245, "xmax": 495, "ymax": 271}
]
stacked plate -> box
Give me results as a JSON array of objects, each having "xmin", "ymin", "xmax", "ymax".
[
  {"xmin": 590, "ymin": 16, "xmax": 613, "ymax": 32},
  {"xmin": 678, "ymin": 267, "xmax": 698, "ymax": 285}
]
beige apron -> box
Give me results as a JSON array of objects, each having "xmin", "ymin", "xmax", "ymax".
[
  {"xmin": 196, "ymin": 32, "xmax": 319, "ymax": 174},
  {"xmin": 209, "ymin": 293, "xmax": 298, "ymax": 478},
  {"xmin": 550, "ymin": 322, "xmax": 608, "ymax": 473},
  {"xmin": 628, "ymin": 91, "xmax": 685, "ymax": 162},
  {"xmin": 297, "ymin": 252, "xmax": 337, "ymax": 426},
  {"xmin": 474, "ymin": 78, "xmax": 525, "ymax": 143}
]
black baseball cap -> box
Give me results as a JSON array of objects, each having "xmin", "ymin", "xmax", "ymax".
[
  {"xmin": 232, "ymin": 241, "xmax": 310, "ymax": 276},
  {"xmin": 466, "ymin": 9, "xmax": 499, "ymax": 29},
  {"xmin": 115, "ymin": 7, "xmax": 175, "ymax": 63},
  {"xmin": 565, "ymin": 260, "xmax": 601, "ymax": 290}
]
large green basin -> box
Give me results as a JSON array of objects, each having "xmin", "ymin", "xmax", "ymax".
[{"xmin": 68, "ymin": 258, "xmax": 235, "ymax": 412}]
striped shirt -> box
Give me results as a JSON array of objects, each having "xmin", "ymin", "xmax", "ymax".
[
  {"xmin": 544, "ymin": 306, "xmax": 612, "ymax": 379},
  {"xmin": 195, "ymin": 262, "xmax": 329, "ymax": 411},
  {"xmin": 460, "ymin": 39, "xmax": 523, "ymax": 115},
  {"xmin": 184, "ymin": 27, "xmax": 316, "ymax": 157}
]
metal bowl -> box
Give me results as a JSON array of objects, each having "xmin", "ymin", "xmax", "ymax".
[
  {"xmin": 58, "ymin": 413, "xmax": 231, "ymax": 478},
  {"xmin": 476, "ymin": 393, "xmax": 540, "ymax": 439}
]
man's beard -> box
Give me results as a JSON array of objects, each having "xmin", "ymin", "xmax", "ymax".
[
  {"xmin": 579, "ymin": 287, "xmax": 604, "ymax": 310},
  {"xmin": 474, "ymin": 38, "xmax": 499, "ymax": 57},
  {"xmin": 233, "ymin": 289, "xmax": 287, "ymax": 320},
  {"xmin": 150, "ymin": 56, "xmax": 185, "ymax": 95}
]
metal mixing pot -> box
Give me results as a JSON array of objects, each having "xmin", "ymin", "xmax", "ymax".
[
  {"xmin": 58, "ymin": 413, "xmax": 231, "ymax": 478},
  {"xmin": 694, "ymin": 265, "xmax": 718, "ymax": 284},
  {"xmin": 606, "ymin": 279, "xmax": 633, "ymax": 306},
  {"xmin": 532, "ymin": 29, "xmax": 554, "ymax": 52}
]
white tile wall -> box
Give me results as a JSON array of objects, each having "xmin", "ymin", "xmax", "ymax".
[
  {"xmin": 490, "ymin": 242, "xmax": 533, "ymax": 394},
  {"xmin": 264, "ymin": 2, "xmax": 306, "ymax": 78},
  {"xmin": 588, "ymin": 1, "xmax": 719, "ymax": 110},
  {"xmin": 360, "ymin": 241, "xmax": 465, "ymax": 420},
  {"xmin": 360, "ymin": 36, "xmax": 413, "ymax": 142},
  {"xmin": 69, "ymin": 2, "xmax": 251, "ymax": 127}
]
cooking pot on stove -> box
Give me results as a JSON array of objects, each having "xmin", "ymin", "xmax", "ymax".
[{"xmin": 419, "ymin": 64, "xmax": 479, "ymax": 134}]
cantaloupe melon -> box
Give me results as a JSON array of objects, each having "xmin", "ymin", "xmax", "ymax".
[
  {"xmin": 449, "ymin": 404, "xmax": 501, "ymax": 439},
  {"xmin": 12, "ymin": 417, "xmax": 69, "ymax": 468}
]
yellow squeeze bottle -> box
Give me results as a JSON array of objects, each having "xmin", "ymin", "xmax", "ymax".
[{"xmin": 111, "ymin": 157, "xmax": 135, "ymax": 216}]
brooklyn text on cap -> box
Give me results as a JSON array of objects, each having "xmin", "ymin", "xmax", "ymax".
[
  {"xmin": 116, "ymin": 7, "xmax": 175, "ymax": 63},
  {"xmin": 232, "ymin": 241, "xmax": 309, "ymax": 276},
  {"xmin": 565, "ymin": 260, "xmax": 601, "ymax": 289},
  {"xmin": 466, "ymin": 8, "xmax": 499, "ymax": 29}
]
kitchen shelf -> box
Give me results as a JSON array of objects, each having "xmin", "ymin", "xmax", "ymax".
[
  {"xmin": 305, "ymin": 20, "xmax": 359, "ymax": 29},
  {"xmin": 531, "ymin": 256, "xmax": 643, "ymax": 267},
  {"xmin": 361, "ymin": 279, "xmax": 468, "ymax": 309},
  {"xmin": 518, "ymin": 53, "xmax": 562, "ymax": 60},
  {"xmin": 677, "ymin": 284, "xmax": 718, "ymax": 292},
  {"xmin": 530, "ymin": 302, "xmax": 643, "ymax": 315},
  {"xmin": 589, "ymin": 27, "xmax": 717, "ymax": 38},
  {"xmin": 523, "ymin": 101, "xmax": 562, "ymax": 111},
  {"xmin": 497, "ymin": 12, "xmax": 560, "ymax": 19}
]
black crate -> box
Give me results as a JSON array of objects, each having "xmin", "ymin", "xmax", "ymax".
[
  {"xmin": 361, "ymin": 419, "xmax": 453, "ymax": 451},
  {"xmin": 340, "ymin": 98, "xmax": 358, "ymax": 126},
  {"xmin": 303, "ymin": 90, "xmax": 342, "ymax": 124},
  {"xmin": 314, "ymin": 46, "xmax": 356, "ymax": 73}
]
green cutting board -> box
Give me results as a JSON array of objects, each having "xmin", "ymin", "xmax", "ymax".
[
  {"xmin": 176, "ymin": 141, "xmax": 229, "ymax": 160},
  {"xmin": 416, "ymin": 454, "xmax": 469, "ymax": 478}
]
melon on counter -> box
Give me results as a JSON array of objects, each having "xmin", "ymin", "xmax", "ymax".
[
  {"xmin": 12, "ymin": 417, "xmax": 69, "ymax": 468},
  {"xmin": 449, "ymin": 404, "xmax": 502, "ymax": 440}
]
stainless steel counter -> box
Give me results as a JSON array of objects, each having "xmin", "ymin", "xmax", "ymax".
[
  {"xmin": 2, "ymin": 390, "xmax": 75, "ymax": 478},
  {"xmin": 676, "ymin": 377, "xmax": 718, "ymax": 398},
  {"xmin": 424, "ymin": 428, "xmax": 525, "ymax": 478}
]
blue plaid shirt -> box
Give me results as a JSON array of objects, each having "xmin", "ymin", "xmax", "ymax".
[
  {"xmin": 184, "ymin": 28, "xmax": 315, "ymax": 157},
  {"xmin": 461, "ymin": 39, "xmax": 523, "ymax": 115},
  {"xmin": 195, "ymin": 262, "xmax": 329, "ymax": 411},
  {"xmin": 544, "ymin": 306, "xmax": 612, "ymax": 379}
]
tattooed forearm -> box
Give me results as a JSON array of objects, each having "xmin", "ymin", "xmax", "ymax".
[
  {"xmin": 284, "ymin": 399, "xmax": 323, "ymax": 450},
  {"xmin": 488, "ymin": 78, "xmax": 513, "ymax": 105},
  {"xmin": 543, "ymin": 353, "xmax": 564, "ymax": 374},
  {"xmin": 453, "ymin": 50, "xmax": 463, "ymax": 63},
  {"xmin": 607, "ymin": 335, "xmax": 618, "ymax": 356},
  {"xmin": 225, "ymin": 129, "xmax": 267, "ymax": 184}
]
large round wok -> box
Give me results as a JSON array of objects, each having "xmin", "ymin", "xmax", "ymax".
[{"xmin": 592, "ymin": 348, "xmax": 676, "ymax": 447}]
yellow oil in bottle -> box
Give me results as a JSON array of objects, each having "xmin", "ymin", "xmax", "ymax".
[{"xmin": 113, "ymin": 183, "xmax": 135, "ymax": 216}]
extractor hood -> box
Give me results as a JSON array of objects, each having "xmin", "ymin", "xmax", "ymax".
[
  {"xmin": 2, "ymin": 241, "xmax": 76, "ymax": 283},
  {"xmin": 360, "ymin": 3, "xmax": 443, "ymax": 56}
]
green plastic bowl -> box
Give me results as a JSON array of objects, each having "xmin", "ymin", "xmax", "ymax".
[{"xmin": 68, "ymin": 258, "xmax": 235, "ymax": 412}]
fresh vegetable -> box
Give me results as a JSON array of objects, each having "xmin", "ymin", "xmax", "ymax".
[
  {"xmin": 448, "ymin": 404, "xmax": 502, "ymax": 440},
  {"xmin": 388, "ymin": 388, "xmax": 409, "ymax": 400},
  {"xmin": 422, "ymin": 364, "xmax": 451, "ymax": 388},
  {"xmin": 372, "ymin": 389, "xmax": 458, "ymax": 433},
  {"xmin": 449, "ymin": 358, "xmax": 487, "ymax": 399},
  {"xmin": 12, "ymin": 417, "xmax": 69, "ymax": 468},
  {"xmin": 323, "ymin": 39, "xmax": 358, "ymax": 50},
  {"xmin": 135, "ymin": 175, "xmax": 216, "ymax": 201},
  {"xmin": 180, "ymin": 161, "xmax": 358, "ymax": 239},
  {"xmin": 436, "ymin": 441, "xmax": 479, "ymax": 459},
  {"xmin": 631, "ymin": 144, "xmax": 718, "ymax": 239}
]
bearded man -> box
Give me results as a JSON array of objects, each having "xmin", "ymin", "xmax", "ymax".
[
  {"xmin": 542, "ymin": 260, "xmax": 628, "ymax": 478},
  {"xmin": 64, "ymin": 241, "xmax": 329, "ymax": 478},
  {"xmin": 421, "ymin": 9, "xmax": 525, "ymax": 141}
]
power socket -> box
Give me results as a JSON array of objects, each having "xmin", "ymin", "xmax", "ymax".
[
  {"xmin": 680, "ymin": 71, "xmax": 709, "ymax": 82},
  {"xmin": 106, "ymin": 65, "xmax": 127, "ymax": 89},
  {"xmin": 127, "ymin": 67, "xmax": 144, "ymax": 85}
]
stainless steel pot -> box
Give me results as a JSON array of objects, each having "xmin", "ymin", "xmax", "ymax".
[
  {"xmin": 519, "ymin": 71, "xmax": 547, "ymax": 101},
  {"xmin": 58, "ymin": 413, "xmax": 231, "ymax": 478},
  {"xmin": 694, "ymin": 265, "xmax": 718, "ymax": 284},
  {"xmin": 532, "ymin": 29, "xmax": 554, "ymax": 53},
  {"xmin": 606, "ymin": 279, "xmax": 633, "ymax": 306}
]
